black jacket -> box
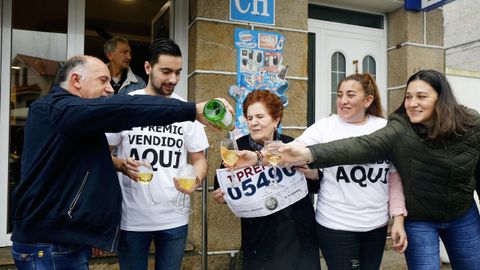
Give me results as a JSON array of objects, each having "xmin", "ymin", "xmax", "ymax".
[
  {"xmin": 11, "ymin": 86, "xmax": 196, "ymax": 251},
  {"xmin": 309, "ymin": 111, "xmax": 480, "ymax": 221}
]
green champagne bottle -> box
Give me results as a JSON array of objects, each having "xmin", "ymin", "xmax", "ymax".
[{"xmin": 203, "ymin": 99, "xmax": 234, "ymax": 131}]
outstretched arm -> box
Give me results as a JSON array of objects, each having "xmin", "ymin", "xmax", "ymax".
[{"xmin": 228, "ymin": 142, "xmax": 314, "ymax": 170}]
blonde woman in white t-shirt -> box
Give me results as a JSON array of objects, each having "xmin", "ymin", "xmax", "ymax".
[{"xmin": 295, "ymin": 73, "xmax": 408, "ymax": 270}]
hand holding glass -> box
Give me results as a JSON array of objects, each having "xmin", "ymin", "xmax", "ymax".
[
  {"xmin": 136, "ymin": 159, "xmax": 160, "ymax": 205},
  {"xmin": 220, "ymin": 138, "xmax": 239, "ymax": 186},
  {"xmin": 264, "ymin": 140, "xmax": 283, "ymax": 188},
  {"xmin": 174, "ymin": 164, "xmax": 197, "ymax": 215}
]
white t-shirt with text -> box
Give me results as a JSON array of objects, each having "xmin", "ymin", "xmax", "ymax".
[
  {"xmin": 296, "ymin": 114, "xmax": 392, "ymax": 231},
  {"xmin": 106, "ymin": 90, "xmax": 209, "ymax": 231}
]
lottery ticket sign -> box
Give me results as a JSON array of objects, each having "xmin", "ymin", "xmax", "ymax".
[{"xmin": 216, "ymin": 166, "xmax": 308, "ymax": 218}]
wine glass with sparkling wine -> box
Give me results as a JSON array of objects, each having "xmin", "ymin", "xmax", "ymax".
[
  {"xmin": 174, "ymin": 164, "xmax": 197, "ymax": 215},
  {"xmin": 136, "ymin": 159, "xmax": 160, "ymax": 205},
  {"xmin": 264, "ymin": 140, "xmax": 283, "ymax": 188},
  {"xmin": 220, "ymin": 138, "xmax": 239, "ymax": 186}
]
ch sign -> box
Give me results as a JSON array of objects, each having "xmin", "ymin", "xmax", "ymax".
[
  {"xmin": 230, "ymin": 0, "xmax": 275, "ymax": 25},
  {"xmin": 405, "ymin": 0, "xmax": 455, "ymax": 11}
]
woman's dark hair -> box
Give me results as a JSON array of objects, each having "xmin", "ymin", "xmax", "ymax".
[
  {"xmin": 394, "ymin": 69, "xmax": 476, "ymax": 140},
  {"xmin": 243, "ymin": 90, "xmax": 283, "ymax": 125},
  {"xmin": 147, "ymin": 38, "xmax": 182, "ymax": 65},
  {"xmin": 338, "ymin": 73, "xmax": 384, "ymax": 118}
]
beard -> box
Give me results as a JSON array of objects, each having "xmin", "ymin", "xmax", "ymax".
[
  {"xmin": 152, "ymin": 83, "xmax": 174, "ymax": 96},
  {"xmin": 150, "ymin": 74, "xmax": 175, "ymax": 96}
]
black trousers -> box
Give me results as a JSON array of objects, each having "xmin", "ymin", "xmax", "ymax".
[{"xmin": 316, "ymin": 223, "xmax": 388, "ymax": 270}]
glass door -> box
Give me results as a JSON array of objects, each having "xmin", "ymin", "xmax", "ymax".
[
  {"xmin": 0, "ymin": 0, "xmax": 10, "ymax": 247},
  {"xmin": 0, "ymin": 0, "xmax": 82, "ymax": 247}
]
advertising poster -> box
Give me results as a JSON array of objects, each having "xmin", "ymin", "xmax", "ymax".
[{"xmin": 229, "ymin": 28, "xmax": 289, "ymax": 138}]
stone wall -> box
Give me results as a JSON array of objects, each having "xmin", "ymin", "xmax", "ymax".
[{"xmin": 386, "ymin": 8, "xmax": 444, "ymax": 113}]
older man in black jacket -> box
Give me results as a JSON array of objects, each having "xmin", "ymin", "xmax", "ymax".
[{"xmin": 10, "ymin": 55, "xmax": 230, "ymax": 270}]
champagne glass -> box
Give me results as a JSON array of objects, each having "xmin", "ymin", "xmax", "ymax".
[
  {"xmin": 264, "ymin": 140, "xmax": 283, "ymax": 188},
  {"xmin": 220, "ymin": 138, "xmax": 239, "ymax": 186},
  {"xmin": 136, "ymin": 159, "xmax": 160, "ymax": 205},
  {"xmin": 174, "ymin": 164, "xmax": 197, "ymax": 215}
]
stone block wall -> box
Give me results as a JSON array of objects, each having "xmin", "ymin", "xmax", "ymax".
[{"xmin": 386, "ymin": 8, "xmax": 444, "ymax": 113}]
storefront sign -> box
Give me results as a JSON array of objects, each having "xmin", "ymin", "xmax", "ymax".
[
  {"xmin": 230, "ymin": 0, "xmax": 275, "ymax": 25},
  {"xmin": 405, "ymin": 0, "xmax": 455, "ymax": 11}
]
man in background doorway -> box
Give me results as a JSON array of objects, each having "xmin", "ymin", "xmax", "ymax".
[{"xmin": 104, "ymin": 36, "xmax": 146, "ymax": 95}]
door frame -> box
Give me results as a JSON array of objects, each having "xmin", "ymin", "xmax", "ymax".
[
  {"xmin": 0, "ymin": 0, "xmax": 12, "ymax": 247},
  {"xmin": 308, "ymin": 19, "xmax": 387, "ymax": 121},
  {"xmin": 172, "ymin": 0, "xmax": 189, "ymax": 100}
]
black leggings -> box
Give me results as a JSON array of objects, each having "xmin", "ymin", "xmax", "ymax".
[{"xmin": 316, "ymin": 223, "xmax": 388, "ymax": 270}]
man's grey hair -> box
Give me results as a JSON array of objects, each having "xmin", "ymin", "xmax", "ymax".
[
  {"xmin": 58, "ymin": 55, "xmax": 88, "ymax": 88},
  {"xmin": 104, "ymin": 36, "xmax": 129, "ymax": 56}
]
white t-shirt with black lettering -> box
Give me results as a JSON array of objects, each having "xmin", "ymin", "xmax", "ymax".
[
  {"xmin": 106, "ymin": 90, "xmax": 209, "ymax": 231},
  {"xmin": 296, "ymin": 114, "xmax": 392, "ymax": 231}
]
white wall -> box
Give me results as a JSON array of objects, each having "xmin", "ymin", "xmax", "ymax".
[
  {"xmin": 443, "ymin": 74, "xmax": 480, "ymax": 263},
  {"xmin": 447, "ymin": 74, "xmax": 480, "ymax": 111},
  {"xmin": 443, "ymin": 0, "xmax": 480, "ymax": 72},
  {"xmin": 447, "ymin": 73, "xmax": 480, "ymax": 210}
]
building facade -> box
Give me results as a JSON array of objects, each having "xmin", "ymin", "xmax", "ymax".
[
  {"xmin": 1, "ymin": 0, "xmax": 470, "ymax": 267},
  {"xmin": 443, "ymin": 0, "xmax": 480, "ymax": 111}
]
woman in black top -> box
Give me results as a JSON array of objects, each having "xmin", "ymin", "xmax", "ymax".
[{"xmin": 213, "ymin": 90, "xmax": 321, "ymax": 270}]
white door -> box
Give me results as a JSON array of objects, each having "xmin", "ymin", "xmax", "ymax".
[{"xmin": 308, "ymin": 19, "xmax": 387, "ymax": 120}]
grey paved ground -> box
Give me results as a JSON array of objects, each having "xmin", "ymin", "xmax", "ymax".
[
  {"xmin": 88, "ymin": 243, "xmax": 453, "ymax": 270},
  {"xmin": 0, "ymin": 240, "xmax": 453, "ymax": 269}
]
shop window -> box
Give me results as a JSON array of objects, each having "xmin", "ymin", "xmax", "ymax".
[
  {"xmin": 331, "ymin": 52, "xmax": 346, "ymax": 114},
  {"xmin": 308, "ymin": 4, "xmax": 384, "ymax": 29},
  {"xmin": 84, "ymin": 0, "xmax": 170, "ymax": 83},
  {"xmin": 362, "ymin": 55, "xmax": 376, "ymax": 78},
  {"xmin": 8, "ymin": 0, "xmax": 68, "ymax": 233}
]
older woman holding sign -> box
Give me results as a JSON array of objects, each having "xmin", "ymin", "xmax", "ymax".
[{"xmin": 213, "ymin": 90, "xmax": 320, "ymax": 270}]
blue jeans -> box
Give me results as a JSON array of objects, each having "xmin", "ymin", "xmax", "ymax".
[
  {"xmin": 118, "ymin": 225, "xmax": 188, "ymax": 270},
  {"xmin": 316, "ymin": 223, "xmax": 387, "ymax": 270},
  {"xmin": 405, "ymin": 202, "xmax": 480, "ymax": 270},
  {"xmin": 11, "ymin": 242, "xmax": 91, "ymax": 270}
]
